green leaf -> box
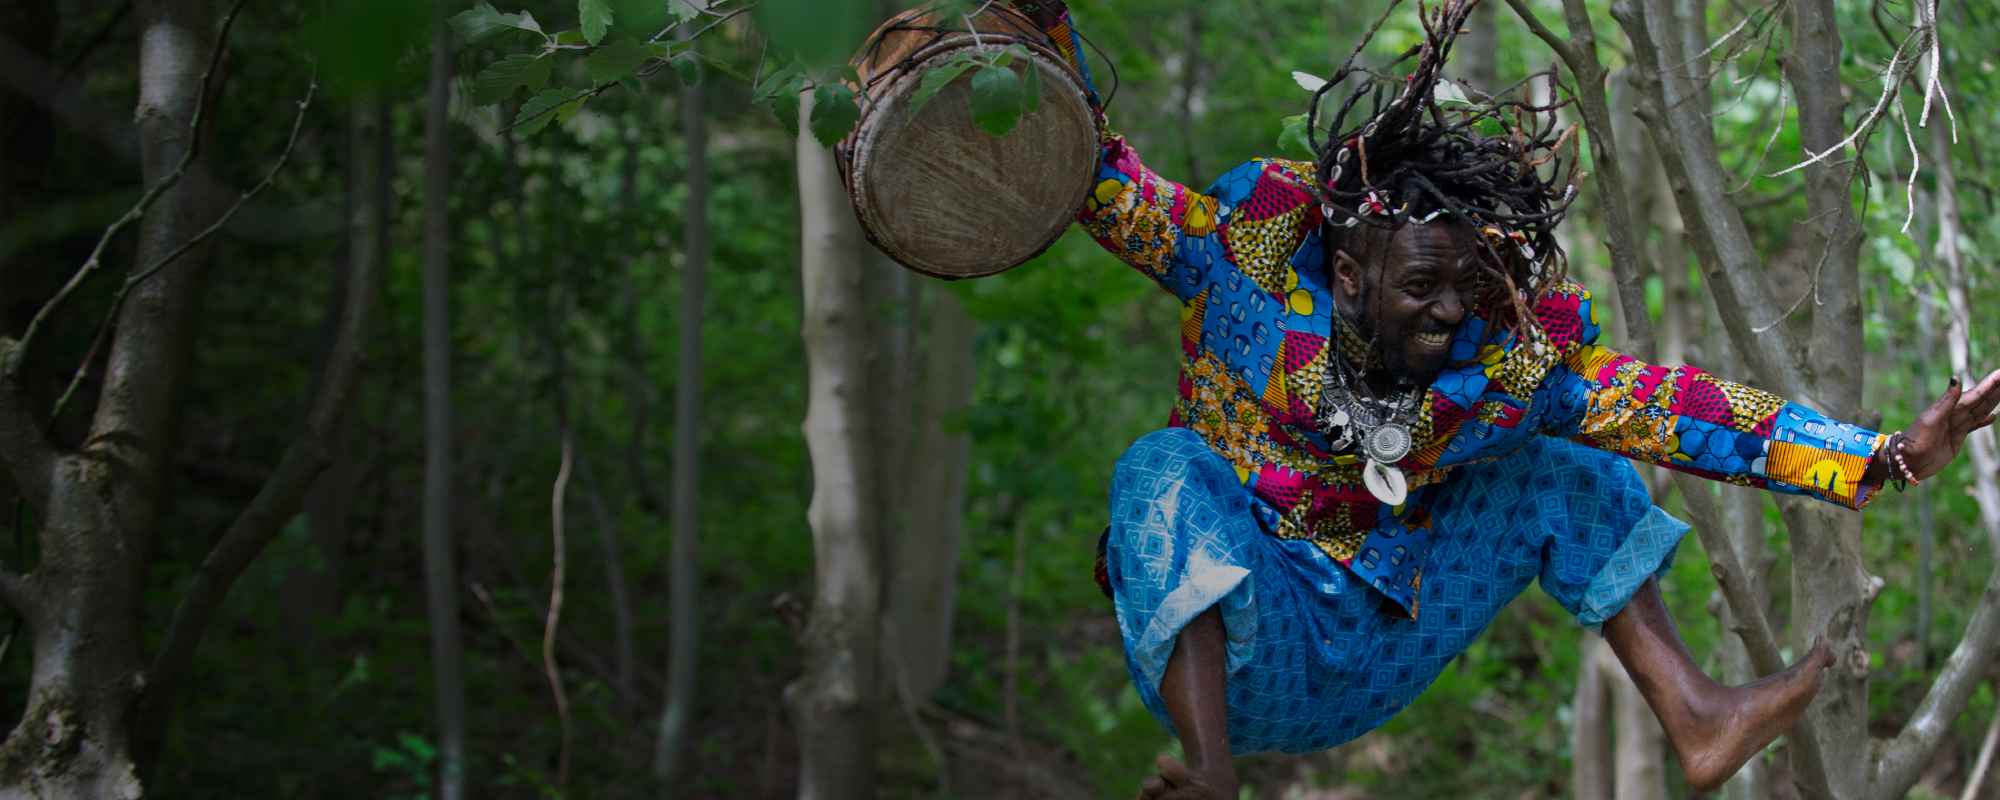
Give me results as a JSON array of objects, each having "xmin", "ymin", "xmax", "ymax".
[
  {"xmin": 809, "ymin": 83, "xmax": 859, "ymax": 146},
  {"xmin": 585, "ymin": 38, "xmax": 651, "ymax": 84},
  {"xmin": 1277, "ymin": 114, "xmax": 1313, "ymax": 157},
  {"xmin": 579, "ymin": 0, "xmax": 614, "ymax": 45},
  {"xmin": 554, "ymin": 29, "xmax": 589, "ymax": 46},
  {"xmin": 451, "ymin": 3, "xmax": 542, "ymax": 43},
  {"xmin": 969, "ymin": 63, "xmax": 1024, "ymax": 137},
  {"xmin": 516, "ymin": 89, "xmax": 577, "ymax": 136},
  {"xmin": 472, "ymin": 53, "xmax": 551, "ymax": 103},
  {"xmin": 909, "ymin": 57, "xmax": 979, "ymax": 117}
]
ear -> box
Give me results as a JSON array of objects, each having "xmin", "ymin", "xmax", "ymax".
[{"xmin": 1333, "ymin": 249, "xmax": 1365, "ymax": 299}]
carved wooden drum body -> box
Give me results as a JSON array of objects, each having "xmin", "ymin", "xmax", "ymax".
[{"xmin": 839, "ymin": 6, "xmax": 1101, "ymax": 279}]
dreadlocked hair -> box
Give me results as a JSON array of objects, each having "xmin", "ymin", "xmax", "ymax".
[{"xmin": 1306, "ymin": 0, "xmax": 1582, "ymax": 343}]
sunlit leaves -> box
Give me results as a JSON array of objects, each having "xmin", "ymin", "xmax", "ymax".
[{"xmin": 472, "ymin": 53, "xmax": 552, "ymax": 103}]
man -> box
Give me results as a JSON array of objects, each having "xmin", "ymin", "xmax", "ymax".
[{"xmin": 1010, "ymin": 0, "xmax": 2000, "ymax": 796}]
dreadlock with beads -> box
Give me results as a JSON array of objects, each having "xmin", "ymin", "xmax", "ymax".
[{"xmin": 1306, "ymin": 0, "xmax": 1581, "ymax": 358}]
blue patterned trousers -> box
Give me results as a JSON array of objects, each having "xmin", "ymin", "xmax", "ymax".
[{"xmin": 1104, "ymin": 428, "xmax": 1689, "ymax": 754}]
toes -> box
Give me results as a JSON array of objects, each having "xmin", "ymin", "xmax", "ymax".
[
  {"xmin": 1139, "ymin": 774, "xmax": 1168, "ymax": 799},
  {"xmin": 1156, "ymin": 754, "xmax": 1194, "ymax": 786}
]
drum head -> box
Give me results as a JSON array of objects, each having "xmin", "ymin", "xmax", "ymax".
[{"xmin": 848, "ymin": 45, "xmax": 1099, "ymax": 279}]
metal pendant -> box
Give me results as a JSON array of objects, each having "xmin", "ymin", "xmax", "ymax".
[
  {"xmin": 1363, "ymin": 459, "xmax": 1409, "ymax": 506},
  {"xmin": 1363, "ymin": 423, "xmax": 1412, "ymax": 465}
]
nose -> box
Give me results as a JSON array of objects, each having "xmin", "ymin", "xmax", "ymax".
[{"xmin": 1432, "ymin": 288, "xmax": 1465, "ymax": 326}]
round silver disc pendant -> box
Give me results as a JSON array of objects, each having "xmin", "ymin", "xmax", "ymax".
[{"xmin": 1363, "ymin": 424, "xmax": 1412, "ymax": 464}]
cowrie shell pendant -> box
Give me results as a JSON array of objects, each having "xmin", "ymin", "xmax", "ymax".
[{"xmin": 1363, "ymin": 459, "xmax": 1409, "ymax": 506}]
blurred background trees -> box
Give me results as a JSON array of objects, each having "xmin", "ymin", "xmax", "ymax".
[{"xmin": 0, "ymin": 0, "xmax": 1996, "ymax": 797}]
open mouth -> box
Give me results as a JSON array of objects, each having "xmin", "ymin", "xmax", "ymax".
[{"xmin": 1414, "ymin": 330, "xmax": 1453, "ymax": 351}]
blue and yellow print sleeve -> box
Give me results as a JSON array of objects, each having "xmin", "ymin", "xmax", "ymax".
[{"xmin": 1533, "ymin": 284, "xmax": 1887, "ymax": 510}]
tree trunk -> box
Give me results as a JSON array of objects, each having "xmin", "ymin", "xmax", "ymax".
[
  {"xmin": 1458, "ymin": 0, "xmax": 1500, "ymax": 96},
  {"xmin": 421, "ymin": 6, "xmax": 467, "ymax": 798},
  {"xmin": 653, "ymin": 51, "xmax": 708, "ymax": 785},
  {"xmin": 1602, "ymin": 645, "xmax": 1669, "ymax": 800},
  {"xmin": 882, "ymin": 285, "xmax": 976, "ymax": 701},
  {"xmin": 0, "ymin": 0, "xmax": 214, "ymax": 793},
  {"xmin": 1572, "ymin": 636, "xmax": 1614, "ymax": 800},
  {"xmin": 786, "ymin": 86, "xmax": 881, "ymax": 800}
]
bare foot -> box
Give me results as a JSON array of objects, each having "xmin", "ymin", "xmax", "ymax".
[
  {"xmin": 1665, "ymin": 638, "xmax": 1836, "ymax": 792},
  {"xmin": 1137, "ymin": 754, "xmax": 1237, "ymax": 800}
]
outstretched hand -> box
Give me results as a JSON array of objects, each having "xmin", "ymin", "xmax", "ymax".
[{"xmin": 1896, "ymin": 368, "xmax": 2000, "ymax": 482}]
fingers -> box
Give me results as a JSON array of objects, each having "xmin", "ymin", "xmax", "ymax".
[
  {"xmin": 1139, "ymin": 774, "xmax": 1169, "ymax": 800},
  {"xmin": 1157, "ymin": 754, "xmax": 1194, "ymax": 785},
  {"xmin": 1968, "ymin": 369, "xmax": 2000, "ymax": 420}
]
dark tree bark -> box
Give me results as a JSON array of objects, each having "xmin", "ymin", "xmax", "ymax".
[{"xmin": 421, "ymin": 5, "xmax": 467, "ymax": 798}]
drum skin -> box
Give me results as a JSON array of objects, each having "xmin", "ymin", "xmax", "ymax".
[{"xmin": 840, "ymin": 7, "xmax": 1101, "ymax": 279}]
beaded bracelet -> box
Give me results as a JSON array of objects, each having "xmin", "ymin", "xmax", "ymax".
[{"xmin": 1880, "ymin": 431, "xmax": 1921, "ymax": 490}]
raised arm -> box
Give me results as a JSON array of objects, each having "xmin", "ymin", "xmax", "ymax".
[
  {"xmin": 1013, "ymin": 1, "xmax": 1215, "ymax": 300},
  {"xmin": 1529, "ymin": 283, "xmax": 1889, "ymax": 509}
]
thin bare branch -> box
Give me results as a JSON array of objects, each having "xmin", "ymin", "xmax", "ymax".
[
  {"xmin": 3, "ymin": 0, "xmax": 248, "ymax": 380},
  {"xmin": 1767, "ymin": 26, "xmax": 1921, "ymax": 178},
  {"xmin": 1611, "ymin": 0, "xmax": 1816, "ymax": 405},
  {"xmin": 545, "ymin": 429, "xmax": 574, "ymax": 790},
  {"xmin": 1874, "ymin": 570, "xmax": 2000, "ymax": 798},
  {"xmin": 50, "ymin": 72, "xmax": 318, "ymax": 425},
  {"xmin": 1500, "ymin": 0, "xmax": 1579, "ymax": 65}
]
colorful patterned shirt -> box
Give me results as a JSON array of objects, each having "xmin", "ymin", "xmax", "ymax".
[{"xmin": 1022, "ymin": 3, "xmax": 1886, "ymax": 616}]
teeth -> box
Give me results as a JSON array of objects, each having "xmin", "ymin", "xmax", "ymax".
[{"xmin": 1416, "ymin": 332, "xmax": 1450, "ymax": 347}]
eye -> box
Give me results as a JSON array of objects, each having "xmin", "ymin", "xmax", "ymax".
[{"xmin": 1405, "ymin": 278, "xmax": 1435, "ymax": 296}]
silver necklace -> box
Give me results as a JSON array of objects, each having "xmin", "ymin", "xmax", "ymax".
[{"xmin": 1317, "ymin": 322, "xmax": 1421, "ymax": 506}]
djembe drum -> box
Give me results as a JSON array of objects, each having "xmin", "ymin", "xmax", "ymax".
[{"xmin": 838, "ymin": 5, "xmax": 1101, "ymax": 279}]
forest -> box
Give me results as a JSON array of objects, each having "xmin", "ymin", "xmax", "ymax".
[{"xmin": 0, "ymin": 0, "xmax": 1997, "ymax": 797}]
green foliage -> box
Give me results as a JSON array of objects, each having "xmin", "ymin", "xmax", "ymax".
[
  {"xmin": 578, "ymin": 0, "xmax": 614, "ymax": 45},
  {"xmin": 583, "ymin": 38, "xmax": 651, "ymax": 85},
  {"xmin": 808, "ymin": 84, "xmax": 859, "ymax": 146},
  {"xmin": 514, "ymin": 89, "xmax": 583, "ymax": 136},
  {"xmin": 969, "ymin": 62, "xmax": 1028, "ymax": 136},
  {"xmin": 451, "ymin": 3, "xmax": 543, "ymax": 43},
  {"xmin": 472, "ymin": 53, "xmax": 552, "ymax": 103}
]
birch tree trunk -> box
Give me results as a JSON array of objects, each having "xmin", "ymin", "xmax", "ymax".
[
  {"xmin": 653, "ymin": 52, "xmax": 708, "ymax": 785},
  {"xmin": 421, "ymin": 7, "xmax": 466, "ymax": 798},
  {"xmin": 786, "ymin": 87, "xmax": 882, "ymax": 800}
]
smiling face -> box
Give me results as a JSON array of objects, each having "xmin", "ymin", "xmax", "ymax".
[{"xmin": 1331, "ymin": 222, "xmax": 1485, "ymax": 382}]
